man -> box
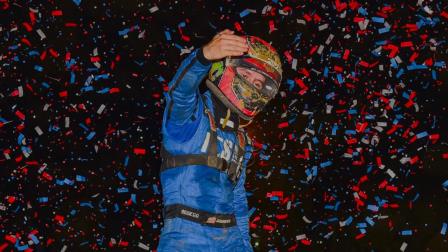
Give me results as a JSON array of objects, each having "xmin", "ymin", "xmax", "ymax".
[{"xmin": 157, "ymin": 29, "xmax": 282, "ymax": 251}]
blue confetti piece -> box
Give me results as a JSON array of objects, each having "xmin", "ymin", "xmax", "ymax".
[
  {"xmin": 81, "ymin": 86, "xmax": 94, "ymax": 92},
  {"xmin": 117, "ymin": 187, "xmax": 129, "ymax": 193},
  {"xmin": 367, "ymin": 205, "xmax": 379, "ymax": 212},
  {"xmin": 334, "ymin": 201, "xmax": 341, "ymax": 211},
  {"xmin": 34, "ymin": 65, "xmax": 43, "ymax": 72},
  {"xmin": 97, "ymin": 87, "xmax": 110, "ymax": 94},
  {"xmin": 17, "ymin": 133, "xmax": 25, "ymax": 145},
  {"xmin": 248, "ymin": 207, "xmax": 256, "ymax": 217},
  {"xmin": 345, "ymin": 130, "xmax": 356, "ymax": 135},
  {"xmin": 320, "ymin": 161, "xmax": 332, "ymax": 168},
  {"xmin": 343, "ymin": 216, "xmax": 353, "ymax": 226},
  {"xmin": 337, "ymin": 74, "xmax": 344, "ymax": 83},
  {"xmin": 165, "ymin": 30, "xmax": 171, "ymax": 41},
  {"xmin": 441, "ymin": 223, "xmax": 447, "ymax": 235},
  {"xmin": 76, "ymin": 175, "xmax": 86, "ymax": 182},
  {"xmin": 66, "ymin": 58, "xmax": 76, "ymax": 69},
  {"xmin": 78, "ymin": 123, "xmax": 89, "ymax": 132},
  {"xmin": 86, "ymin": 131, "xmax": 96, "ymax": 141},
  {"xmin": 259, "ymin": 153, "xmax": 270, "ymax": 160},
  {"xmin": 407, "ymin": 63, "xmax": 428, "ymax": 71},
  {"xmin": 153, "ymin": 184, "xmax": 160, "ymax": 194},
  {"xmin": 94, "ymin": 73, "xmax": 109, "ymax": 80},
  {"xmin": 80, "ymin": 201, "xmax": 94, "ymax": 208},
  {"xmin": 372, "ymin": 17, "xmax": 385, "ymax": 23},
  {"xmin": 70, "ymin": 71, "xmax": 76, "ymax": 84},
  {"xmin": 400, "ymin": 230, "xmax": 413, "ymax": 236},
  {"xmin": 131, "ymin": 194, "xmax": 137, "ymax": 203},
  {"xmin": 432, "ymin": 70, "xmax": 437, "ymax": 80},
  {"xmin": 240, "ymin": 9, "xmax": 251, "ymax": 18},
  {"xmin": 29, "ymin": 50, "xmax": 39, "ymax": 56},
  {"xmin": 390, "ymin": 58, "xmax": 398, "ymax": 68},
  {"xmin": 365, "ymin": 114, "xmax": 375, "ymax": 120},
  {"xmin": 330, "ymin": 52, "xmax": 341, "ymax": 58},
  {"xmin": 358, "ymin": 7, "xmax": 367, "ymax": 16},
  {"xmin": 416, "ymin": 131, "xmax": 428, "ymax": 139},
  {"xmin": 356, "ymin": 222, "xmax": 367, "ymax": 228},
  {"xmin": 117, "ymin": 171, "xmax": 127, "ymax": 181},
  {"xmin": 124, "ymin": 155, "xmax": 129, "ymax": 167},
  {"xmin": 396, "ymin": 68, "xmax": 404, "ymax": 78},
  {"xmin": 442, "ymin": 179, "xmax": 448, "ymax": 189},
  {"xmin": 326, "ymin": 92, "xmax": 335, "ymax": 100},
  {"xmin": 118, "ymin": 28, "xmax": 130, "ymax": 36},
  {"xmin": 286, "ymin": 79, "xmax": 295, "ymax": 91},
  {"xmin": 16, "ymin": 244, "xmax": 29, "ymax": 251},
  {"xmin": 64, "ymin": 178, "xmax": 74, "ymax": 185},
  {"xmin": 55, "ymin": 179, "xmax": 65, "ymax": 186},
  {"xmin": 38, "ymin": 197, "xmax": 48, "ymax": 203},
  {"xmin": 29, "ymin": 234, "xmax": 39, "ymax": 245},
  {"xmin": 434, "ymin": 61, "xmax": 446, "ymax": 68},
  {"xmin": 42, "ymin": 82, "xmax": 50, "ymax": 88},
  {"xmin": 332, "ymin": 124, "xmax": 338, "ymax": 136},
  {"xmin": 365, "ymin": 217, "xmax": 375, "ymax": 226}
]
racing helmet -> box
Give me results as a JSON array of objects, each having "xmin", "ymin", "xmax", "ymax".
[{"xmin": 206, "ymin": 35, "xmax": 283, "ymax": 121}]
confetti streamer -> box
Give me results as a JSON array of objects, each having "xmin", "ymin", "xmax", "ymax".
[{"xmin": 0, "ymin": 1, "xmax": 446, "ymax": 251}]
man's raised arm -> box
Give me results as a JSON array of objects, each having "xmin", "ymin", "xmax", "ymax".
[
  {"xmin": 165, "ymin": 29, "xmax": 249, "ymax": 125},
  {"xmin": 165, "ymin": 47, "xmax": 211, "ymax": 125}
]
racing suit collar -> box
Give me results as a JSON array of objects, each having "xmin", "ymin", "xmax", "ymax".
[{"xmin": 210, "ymin": 92, "xmax": 240, "ymax": 131}]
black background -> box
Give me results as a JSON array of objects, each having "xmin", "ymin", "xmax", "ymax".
[{"xmin": 0, "ymin": 0, "xmax": 447, "ymax": 251}]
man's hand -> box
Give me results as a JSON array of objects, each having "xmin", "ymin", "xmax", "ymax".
[{"xmin": 202, "ymin": 29, "xmax": 249, "ymax": 61}]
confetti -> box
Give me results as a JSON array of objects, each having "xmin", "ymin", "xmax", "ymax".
[{"xmin": 0, "ymin": 1, "xmax": 446, "ymax": 251}]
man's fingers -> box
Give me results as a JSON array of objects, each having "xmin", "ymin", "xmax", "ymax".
[
  {"xmin": 208, "ymin": 30, "xmax": 247, "ymax": 59},
  {"xmin": 222, "ymin": 46, "xmax": 247, "ymax": 56},
  {"xmin": 225, "ymin": 50, "xmax": 246, "ymax": 56},
  {"xmin": 219, "ymin": 34, "xmax": 246, "ymax": 44},
  {"xmin": 220, "ymin": 29, "xmax": 234, "ymax": 34},
  {"xmin": 215, "ymin": 29, "xmax": 233, "ymax": 38},
  {"xmin": 220, "ymin": 39, "xmax": 248, "ymax": 50},
  {"xmin": 221, "ymin": 44, "xmax": 248, "ymax": 53}
]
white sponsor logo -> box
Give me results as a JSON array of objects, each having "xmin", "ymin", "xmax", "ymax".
[
  {"xmin": 206, "ymin": 216, "xmax": 231, "ymax": 224},
  {"xmin": 181, "ymin": 209, "xmax": 199, "ymax": 219},
  {"xmin": 216, "ymin": 218, "xmax": 231, "ymax": 224}
]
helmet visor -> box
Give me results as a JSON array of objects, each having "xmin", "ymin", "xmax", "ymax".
[
  {"xmin": 231, "ymin": 72, "xmax": 270, "ymax": 114},
  {"xmin": 227, "ymin": 57, "xmax": 281, "ymax": 99}
]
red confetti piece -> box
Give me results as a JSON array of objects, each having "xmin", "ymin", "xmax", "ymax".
[{"xmin": 133, "ymin": 148, "xmax": 146, "ymax": 155}]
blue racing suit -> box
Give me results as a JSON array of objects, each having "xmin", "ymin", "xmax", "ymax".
[{"xmin": 157, "ymin": 47, "xmax": 254, "ymax": 252}]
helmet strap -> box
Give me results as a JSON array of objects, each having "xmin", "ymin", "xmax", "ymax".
[
  {"xmin": 238, "ymin": 118, "xmax": 253, "ymax": 128},
  {"xmin": 221, "ymin": 108, "xmax": 231, "ymax": 129}
]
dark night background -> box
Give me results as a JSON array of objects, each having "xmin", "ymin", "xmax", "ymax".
[{"xmin": 0, "ymin": 0, "xmax": 447, "ymax": 251}]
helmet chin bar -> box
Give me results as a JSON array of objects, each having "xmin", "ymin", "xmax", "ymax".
[{"xmin": 206, "ymin": 79, "xmax": 256, "ymax": 121}]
